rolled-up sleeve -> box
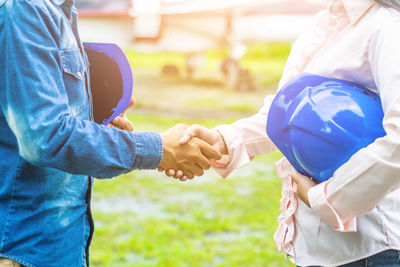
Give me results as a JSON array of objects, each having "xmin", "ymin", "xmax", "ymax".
[
  {"xmin": 308, "ymin": 18, "xmax": 400, "ymax": 230},
  {"xmin": 0, "ymin": 1, "xmax": 162, "ymax": 178}
]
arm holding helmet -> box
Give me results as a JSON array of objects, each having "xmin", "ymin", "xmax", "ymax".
[{"xmin": 304, "ymin": 18, "xmax": 400, "ymax": 231}]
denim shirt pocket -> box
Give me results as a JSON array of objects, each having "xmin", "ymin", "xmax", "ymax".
[{"xmin": 61, "ymin": 49, "xmax": 89, "ymax": 118}]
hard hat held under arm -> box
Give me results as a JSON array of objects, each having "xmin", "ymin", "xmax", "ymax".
[
  {"xmin": 266, "ymin": 73, "xmax": 386, "ymax": 183},
  {"xmin": 305, "ymin": 20, "xmax": 400, "ymax": 228},
  {"xmin": 83, "ymin": 42, "xmax": 134, "ymax": 125}
]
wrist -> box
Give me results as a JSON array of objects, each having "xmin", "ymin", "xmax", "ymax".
[
  {"xmin": 159, "ymin": 133, "xmax": 171, "ymax": 169},
  {"xmin": 213, "ymin": 129, "xmax": 228, "ymax": 155}
]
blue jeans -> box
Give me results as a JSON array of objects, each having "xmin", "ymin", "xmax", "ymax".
[{"xmin": 298, "ymin": 249, "xmax": 400, "ymax": 267}]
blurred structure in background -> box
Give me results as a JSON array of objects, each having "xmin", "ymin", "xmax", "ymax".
[
  {"xmin": 76, "ymin": 0, "xmax": 326, "ymax": 90},
  {"xmin": 76, "ymin": 0, "xmax": 134, "ymax": 48}
]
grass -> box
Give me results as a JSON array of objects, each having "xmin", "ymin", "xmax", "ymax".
[
  {"xmin": 126, "ymin": 51, "xmax": 187, "ymax": 72},
  {"xmin": 90, "ymin": 112, "xmax": 293, "ymax": 267},
  {"xmin": 183, "ymin": 97, "xmax": 257, "ymax": 114},
  {"xmin": 125, "ymin": 43, "xmax": 290, "ymax": 88}
]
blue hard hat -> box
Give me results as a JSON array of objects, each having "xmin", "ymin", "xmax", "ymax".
[
  {"xmin": 266, "ymin": 73, "xmax": 386, "ymax": 183},
  {"xmin": 83, "ymin": 42, "xmax": 134, "ymax": 125}
]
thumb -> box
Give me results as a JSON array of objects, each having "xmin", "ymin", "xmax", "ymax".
[
  {"xmin": 179, "ymin": 125, "xmax": 200, "ymax": 144},
  {"xmin": 179, "ymin": 133, "xmax": 191, "ymax": 144},
  {"xmin": 210, "ymin": 155, "xmax": 230, "ymax": 168}
]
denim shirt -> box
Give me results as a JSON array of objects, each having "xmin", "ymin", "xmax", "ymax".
[{"xmin": 0, "ymin": 0, "xmax": 163, "ymax": 266}]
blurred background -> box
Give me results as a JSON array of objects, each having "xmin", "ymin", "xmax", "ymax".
[{"xmin": 75, "ymin": 0, "xmax": 327, "ymax": 266}]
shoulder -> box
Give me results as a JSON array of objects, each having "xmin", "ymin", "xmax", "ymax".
[
  {"xmin": 2, "ymin": 0, "xmax": 54, "ymax": 16},
  {"xmin": 2, "ymin": 0, "xmax": 62, "ymax": 29},
  {"xmin": 359, "ymin": 5, "xmax": 400, "ymax": 48},
  {"xmin": 371, "ymin": 5, "xmax": 400, "ymax": 32},
  {"xmin": 1, "ymin": 0, "xmax": 65, "ymax": 46}
]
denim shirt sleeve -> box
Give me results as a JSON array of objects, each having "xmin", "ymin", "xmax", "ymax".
[{"xmin": 0, "ymin": 1, "xmax": 163, "ymax": 178}]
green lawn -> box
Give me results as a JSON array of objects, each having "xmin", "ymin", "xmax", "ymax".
[
  {"xmin": 125, "ymin": 43, "xmax": 290, "ymax": 89},
  {"xmin": 90, "ymin": 113, "xmax": 294, "ymax": 267}
]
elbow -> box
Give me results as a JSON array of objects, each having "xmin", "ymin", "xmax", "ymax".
[
  {"xmin": 17, "ymin": 124, "xmax": 65, "ymax": 167},
  {"xmin": 12, "ymin": 114, "xmax": 74, "ymax": 167},
  {"xmin": 19, "ymin": 141, "xmax": 52, "ymax": 167}
]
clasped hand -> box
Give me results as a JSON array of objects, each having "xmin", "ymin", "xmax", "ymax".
[
  {"xmin": 159, "ymin": 124, "xmax": 222, "ymax": 180},
  {"xmin": 159, "ymin": 124, "xmax": 229, "ymax": 181},
  {"xmin": 105, "ymin": 100, "xmax": 223, "ymax": 182}
]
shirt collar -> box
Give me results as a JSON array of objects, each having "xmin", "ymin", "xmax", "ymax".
[{"xmin": 341, "ymin": 0, "xmax": 376, "ymax": 24}]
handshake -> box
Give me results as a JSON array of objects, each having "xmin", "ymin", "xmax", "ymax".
[
  {"xmin": 107, "ymin": 107, "xmax": 227, "ymax": 181},
  {"xmin": 158, "ymin": 124, "xmax": 229, "ymax": 181}
]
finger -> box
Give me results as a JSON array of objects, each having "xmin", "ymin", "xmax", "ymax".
[
  {"xmin": 121, "ymin": 97, "xmax": 135, "ymax": 116},
  {"xmin": 126, "ymin": 122, "xmax": 135, "ymax": 131},
  {"xmin": 290, "ymin": 172, "xmax": 316, "ymax": 207},
  {"xmin": 109, "ymin": 118, "xmax": 122, "ymax": 129},
  {"xmin": 106, "ymin": 123, "xmax": 118, "ymax": 129},
  {"xmin": 158, "ymin": 167, "xmax": 164, "ymax": 172},
  {"xmin": 186, "ymin": 174, "xmax": 196, "ymax": 180},
  {"xmin": 167, "ymin": 169, "xmax": 176, "ymax": 177},
  {"xmin": 188, "ymin": 163, "xmax": 204, "ymax": 177},
  {"xmin": 128, "ymin": 97, "xmax": 135, "ymax": 109},
  {"xmin": 291, "ymin": 172, "xmax": 316, "ymax": 188},
  {"xmin": 189, "ymin": 149, "xmax": 211, "ymax": 170},
  {"xmin": 179, "ymin": 132, "xmax": 194, "ymax": 145},
  {"xmin": 174, "ymin": 170, "xmax": 184, "ymax": 179},
  {"xmin": 183, "ymin": 171, "xmax": 195, "ymax": 179},
  {"xmin": 198, "ymin": 140, "xmax": 222, "ymax": 160},
  {"xmin": 113, "ymin": 117, "xmax": 121, "ymax": 125},
  {"xmin": 210, "ymin": 159, "xmax": 229, "ymax": 168},
  {"xmin": 179, "ymin": 125, "xmax": 201, "ymax": 144},
  {"xmin": 114, "ymin": 116, "xmax": 134, "ymax": 131}
]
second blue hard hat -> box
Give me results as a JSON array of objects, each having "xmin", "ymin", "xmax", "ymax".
[
  {"xmin": 266, "ymin": 73, "xmax": 386, "ymax": 183},
  {"xmin": 84, "ymin": 42, "xmax": 134, "ymax": 125}
]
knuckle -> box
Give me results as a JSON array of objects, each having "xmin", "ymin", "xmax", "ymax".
[
  {"xmin": 189, "ymin": 138, "xmax": 200, "ymax": 147},
  {"xmin": 191, "ymin": 124, "xmax": 200, "ymax": 130}
]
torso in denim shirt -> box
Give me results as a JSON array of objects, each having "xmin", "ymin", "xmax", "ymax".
[{"xmin": 0, "ymin": 0, "xmax": 93, "ymax": 266}]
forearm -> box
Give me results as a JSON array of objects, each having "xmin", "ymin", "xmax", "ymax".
[
  {"xmin": 213, "ymin": 95, "xmax": 277, "ymax": 177},
  {"xmin": 308, "ymin": 19, "xmax": 400, "ymax": 229},
  {"xmin": 3, "ymin": 106, "xmax": 162, "ymax": 178},
  {"xmin": 309, "ymin": 134, "xmax": 400, "ymax": 228}
]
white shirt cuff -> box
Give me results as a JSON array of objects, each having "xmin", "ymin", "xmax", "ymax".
[{"xmin": 308, "ymin": 182, "xmax": 357, "ymax": 232}]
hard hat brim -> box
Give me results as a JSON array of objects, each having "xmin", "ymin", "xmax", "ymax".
[{"xmin": 83, "ymin": 42, "xmax": 134, "ymax": 125}]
